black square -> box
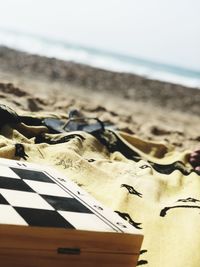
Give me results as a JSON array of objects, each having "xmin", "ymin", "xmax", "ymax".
[
  {"xmin": 15, "ymin": 207, "xmax": 75, "ymax": 228},
  {"xmin": 0, "ymin": 194, "xmax": 9, "ymax": 204},
  {"xmin": 41, "ymin": 195, "xmax": 93, "ymax": 213},
  {"xmin": 0, "ymin": 177, "xmax": 34, "ymax": 192},
  {"xmin": 11, "ymin": 168, "xmax": 54, "ymax": 183}
]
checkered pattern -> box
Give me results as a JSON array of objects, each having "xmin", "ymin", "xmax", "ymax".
[{"xmin": 0, "ymin": 167, "xmax": 112, "ymax": 231}]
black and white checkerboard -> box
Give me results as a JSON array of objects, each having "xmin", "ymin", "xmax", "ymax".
[{"xmin": 0, "ymin": 158, "xmax": 139, "ymax": 234}]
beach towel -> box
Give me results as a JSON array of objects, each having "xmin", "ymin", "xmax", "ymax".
[{"xmin": 0, "ymin": 107, "xmax": 199, "ymax": 267}]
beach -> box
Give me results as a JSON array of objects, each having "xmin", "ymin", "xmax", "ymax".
[
  {"xmin": 0, "ymin": 2, "xmax": 200, "ymax": 265},
  {"xmin": 0, "ymin": 46, "xmax": 200, "ymax": 152}
]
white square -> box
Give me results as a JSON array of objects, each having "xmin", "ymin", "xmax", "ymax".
[
  {"xmin": 0, "ymin": 166, "xmax": 20, "ymax": 179},
  {"xmin": 0, "ymin": 204, "xmax": 28, "ymax": 225},
  {"xmin": 23, "ymin": 180, "xmax": 72, "ymax": 198},
  {"xmin": 0, "ymin": 189, "xmax": 54, "ymax": 210},
  {"xmin": 59, "ymin": 211, "xmax": 114, "ymax": 232}
]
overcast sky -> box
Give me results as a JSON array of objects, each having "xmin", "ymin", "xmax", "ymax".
[{"xmin": 0, "ymin": 0, "xmax": 199, "ymax": 70}]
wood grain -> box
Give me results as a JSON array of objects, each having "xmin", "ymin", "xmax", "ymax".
[{"xmin": 0, "ymin": 225, "xmax": 143, "ymax": 267}]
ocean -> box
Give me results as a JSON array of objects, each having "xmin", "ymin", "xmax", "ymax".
[{"xmin": 0, "ymin": 28, "xmax": 200, "ymax": 89}]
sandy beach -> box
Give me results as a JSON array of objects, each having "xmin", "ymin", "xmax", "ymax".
[
  {"xmin": 1, "ymin": 46, "xmax": 200, "ymax": 267},
  {"xmin": 0, "ymin": 46, "xmax": 200, "ymax": 152}
]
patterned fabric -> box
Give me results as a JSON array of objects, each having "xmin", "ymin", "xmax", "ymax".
[{"xmin": 0, "ymin": 110, "xmax": 199, "ymax": 267}]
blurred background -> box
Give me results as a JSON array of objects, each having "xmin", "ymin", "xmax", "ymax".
[
  {"xmin": 0, "ymin": 0, "xmax": 200, "ymax": 87},
  {"xmin": 0, "ymin": 0, "xmax": 200, "ymax": 151}
]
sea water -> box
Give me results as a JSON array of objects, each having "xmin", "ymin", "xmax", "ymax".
[{"xmin": 0, "ymin": 28, "xmax": 200, "ymax": 89}]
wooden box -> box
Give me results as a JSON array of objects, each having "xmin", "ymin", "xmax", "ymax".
[{"xmin": 0, "ymin": 158, "xmax": 143, "ymax": 267}]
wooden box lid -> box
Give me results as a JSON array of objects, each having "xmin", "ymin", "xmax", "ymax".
[{"xmin": 0, "ymin": 159, "xmax": 143, "ymax": 267}]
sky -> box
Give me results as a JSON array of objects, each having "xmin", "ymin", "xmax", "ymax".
[{"xmin": 0, "ymin": 0, "xmax": 199, "ymax": 71}]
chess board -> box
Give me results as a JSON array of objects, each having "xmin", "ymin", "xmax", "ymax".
[{"xmin": 0, "ymin": 158, "xmax": 143, "ymax": 267}]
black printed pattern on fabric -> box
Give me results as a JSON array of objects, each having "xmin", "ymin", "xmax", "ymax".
[
  {"xmin": 160, "ymin": 205, "xmax": 200, "ymax": 217},
  {"xmin": 35, "ymin": 133, "xmax": 85, "ymax": 144},
  {"xmin": 177, "ymin": 197, "xmax": 200, "ymax": 203},
  {"xmin": 115, "ymin": 211, "xmax": 142, "ymax": 229},
  {"xmin": 149, "ymin": 161, "xmax": 193, "ymax": 176},
  {"xmin": 139, "ymin": 165, "xmax": 151, "ymax": 170},
  {"xmin": 121, "ymin": 184, "xmax": 143, "ymax": 198},
  {"xmin": 92, "ymin": 130, "xmax": 141, "ymax": 162},
  {"xmin": 87, "ymin": 159, "xmax": 96, "ymax": 163},
  {"xmin": 137, "ymin": 249, "xmax": 148, "ymax": 265},
  {"xmin": 160, "ymin": 198, "xmax": 200, "ymax": 217},
  {"xmin": 15, "ymin": 144, "xmax": 29, "ymax": 160},
  {"xmin": 140, "ymin": 250, "xmax": 148, "ymax": 255},
  {"xmin": 137, "ymin": 260, "xmax": 148, "ymax": 266},
  {"xmin": 92, "ymin": 130, "xmax": 195, "ymax": 176}
]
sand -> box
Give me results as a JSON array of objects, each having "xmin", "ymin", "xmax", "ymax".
[{"xmin": 0, "ymin": 46, "xmax": 200, "ymax": 152}]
